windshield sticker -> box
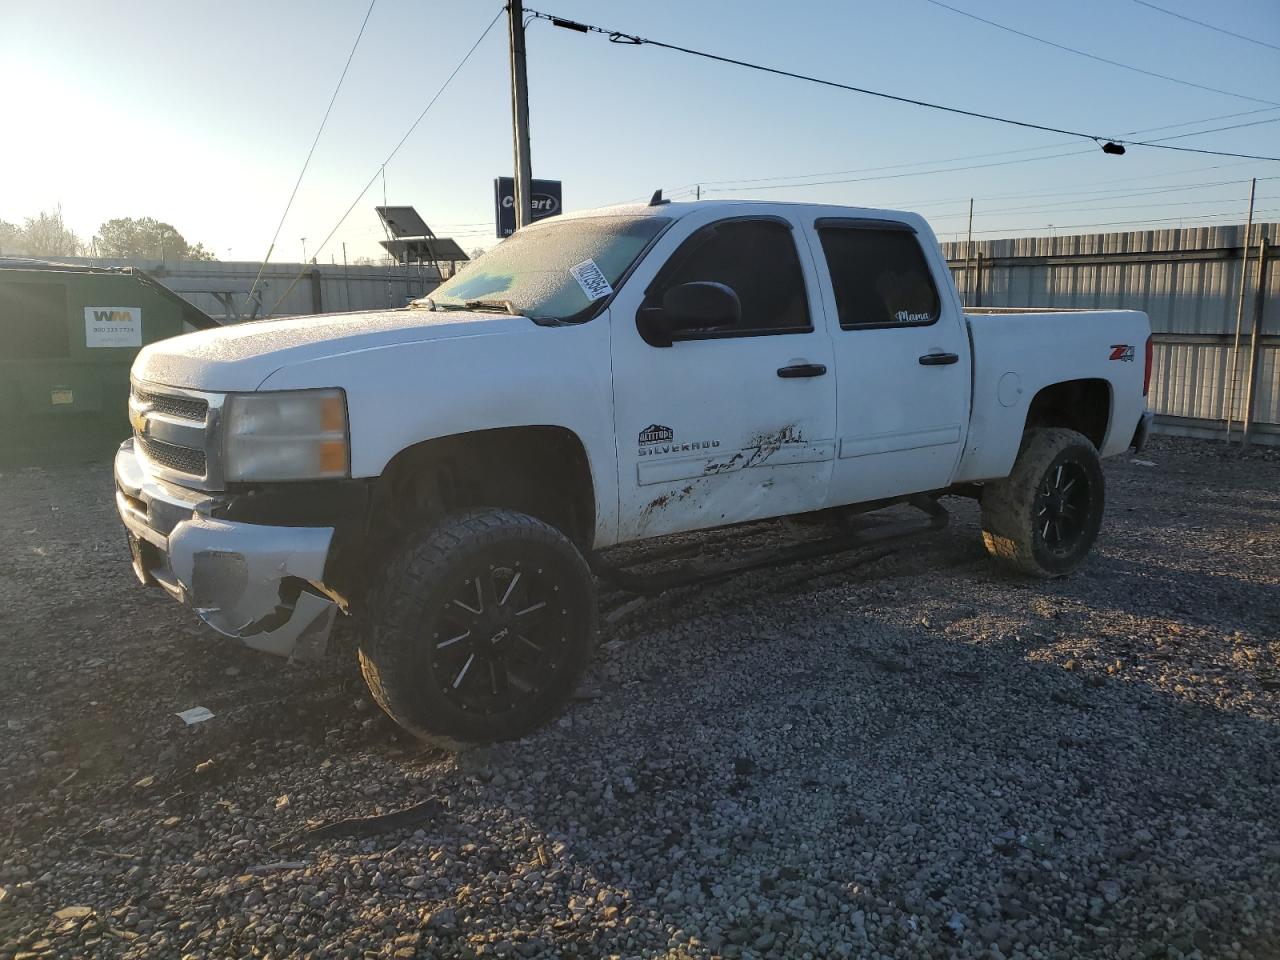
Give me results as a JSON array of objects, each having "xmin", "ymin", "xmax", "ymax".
[{"xmin": 570, "ymin": 259, "xmax": 614, "ymax": 301}]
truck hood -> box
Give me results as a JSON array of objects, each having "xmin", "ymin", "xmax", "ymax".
[{"xmin": 133, "ymin": 308, "xmax": 526, "ymax": 392}]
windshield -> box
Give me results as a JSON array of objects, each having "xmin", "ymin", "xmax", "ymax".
[{"xmin": 420, "ymin": 215, "xmax": 670, "ymax": 320}]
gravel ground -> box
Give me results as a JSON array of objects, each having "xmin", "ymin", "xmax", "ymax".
[{"xmin": 1, "ymin": 434, "xmax": 1278, "ymax": 960}]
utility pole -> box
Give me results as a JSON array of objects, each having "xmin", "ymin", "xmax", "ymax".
[
  {"xmin": 965, "ymin": 198, "xmax": 974, "ymax": 306},
  {"xmin": 1241, "ymin": 232, "xmax": 1271, "ymax": 450},
  {"xmin": 696, "ymin": 184, "xmax": 702, "ymax": 201},
  {"xmin": 342, "ymin": 242, "xmax": 353, "ymax": 311},
  {"xmin": 1225, "ymin": 177, "xmax": 1257, "ymax": 437},
  {"xmin": 508, "ymin": 0, "xmax": 534, "ymax": 230},
  {"xmin": 301, "ymin": 237, "xmax": 308, "ymax": 264}
]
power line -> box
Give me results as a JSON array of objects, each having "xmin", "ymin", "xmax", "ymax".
[
  {"xmin": 701, "ymin": 142, "xmax": 1085, "ymax": 188},
  {"xmin": 244, "ymin": 0, "xmax": 377, "ymax": 313},
  {"xmin": 1139, "ymin": 116, "xmax": 1280, "ymax": 144},
  {"xmin": 932, "ymin": 193, "xmax": 1276, "ymax": 221},
  {"xmin": 696, "ymin": 107, "xmax": 1279, "ymax": 190},
  {"xmin": 1131, "ymin": 0, "xmax": 1280, "ymax": 54},
  {"xmin": 908, "ymin": 163, "xmax": 1271, "ymax": 207},
  {"xmin": 705, "ymin": 148, "xmax": 1097, "ymax": 193},
  {"xmin": 915, "ymin": 177, "xmax": 1272, "ymax": 214},
  {"xmin": 921, "ymin": 0, "xmax": 1278, "ymax": 106},
  {"xmin": 704, "ymin": 117, "xmax": 1280, "ymax": 194},
  {"xmin": 705, "ymin": 140, "xmax": 1244, "ymax": 195},
  {"xmin": 622, "ymin": 112, "xmax": 1277, "ymax": 212},
  {"xmin": 529, "ymin": 9, "xmax": 1280, "ymax": 162},
  {"xmin": 968, "ymin": 208, "xmax": 1280, "ymax": 236},
  {"xmin": 265, "ymin": 6, "xmax": 504, "ymax": 317}
]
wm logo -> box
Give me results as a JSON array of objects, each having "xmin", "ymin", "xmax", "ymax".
[{"xmin": 93, "ymin": 310, "xmax": 135, "ymax": 323}]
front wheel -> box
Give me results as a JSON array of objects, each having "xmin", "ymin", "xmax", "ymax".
[
  {"xmin": 359, "ymin": 508, "xmax": 597, "ymax": 744},
  {"xmin": 980, "ymin": 427, "xmax": 1105, "ymax": 578}
]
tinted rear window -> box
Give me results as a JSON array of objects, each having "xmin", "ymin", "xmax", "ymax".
[{"xmin": 818, "ymin": 228, "xmax": 940, "ymax": 329}]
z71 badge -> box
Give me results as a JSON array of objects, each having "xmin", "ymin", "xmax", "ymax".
[{"xmin": 1110, "ymin": 344, "xmax": 1135, "ymax": 362}]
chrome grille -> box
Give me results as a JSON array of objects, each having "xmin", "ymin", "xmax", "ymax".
[
  {"xmin": 138, "ymin": 436, "xmax": 207, "ymax": 476},
  {"xmin": 134, "ymin": 389, "xmax": 207, "ymax": 422},
  {"xmin": 129, "ymin": 381, "xmax": 224, "ymax": 488}
]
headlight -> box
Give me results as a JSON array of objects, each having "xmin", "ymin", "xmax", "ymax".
[{"xmin": 223, "ymin": 389, "xmax": 349, "ymax": 482}]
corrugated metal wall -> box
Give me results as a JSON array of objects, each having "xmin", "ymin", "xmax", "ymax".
[
  {"xmin": 52, "ymin": 256, "xmax": 443, "ymax": 322},
  {"xmin": 942, "ymin": 223, "xmax": 1278, "ymax": 439}
]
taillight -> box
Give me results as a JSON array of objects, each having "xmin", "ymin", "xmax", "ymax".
[{"xmin": 1143, "ymin": 335, "xmax": 1153, "ymax": 397}]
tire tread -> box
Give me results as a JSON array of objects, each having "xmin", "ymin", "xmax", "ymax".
[
  {"xmin": 358, "ymin": 508, "xmax": 596, "ymax": 746},
  {"xmin": 980, "ymin": 428, "xmax": 1104, "ymax": 578}
]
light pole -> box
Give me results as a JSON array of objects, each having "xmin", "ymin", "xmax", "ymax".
[{"xmin": 301, "ymin": 237, "xmax": 308, "ymax": 263}]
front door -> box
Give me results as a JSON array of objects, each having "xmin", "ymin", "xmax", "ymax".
[
  {"xmin": 610, "ymin": 213, "xmax": 837, "ymax": 542},
  {"xmin": 806, "ymin": 217, "xmax": 970, "ymax": 507}
]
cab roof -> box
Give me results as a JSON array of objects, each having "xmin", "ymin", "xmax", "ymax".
[{"xmin": 544, "ymin": 198, "xmax": 931, "ymax": 235}]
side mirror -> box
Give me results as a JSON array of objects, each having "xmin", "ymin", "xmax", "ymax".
[
  {"xmin": 661, "ymin": 281, "xmax": 741, "ymax": 332},
  {"xmin": 636, "ymin": 281, "xmax": 742, "ymax": 348}
]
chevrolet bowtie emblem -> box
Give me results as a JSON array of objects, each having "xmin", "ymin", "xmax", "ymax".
[{"xmin": 130, "ymin": 402, "xmax": 152, "ymax": 437}]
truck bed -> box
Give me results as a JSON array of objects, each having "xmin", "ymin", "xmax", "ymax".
[{"xmin": 955, "ymin": 309, "xmax": 1150, "ymax": 482}]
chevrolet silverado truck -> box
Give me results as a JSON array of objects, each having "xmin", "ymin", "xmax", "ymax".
[{"xmin": 115, "ymin": 198, "xmax": 1152, "ymax": 742}]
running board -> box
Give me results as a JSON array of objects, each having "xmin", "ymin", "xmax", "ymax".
[{"xmin": 593, "ymin": 495, "xmax": 949, "ymax": 597}]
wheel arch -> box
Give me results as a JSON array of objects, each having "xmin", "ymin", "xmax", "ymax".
[
  {"xmin": 370, "ymin": 425, "xmax": 598, "ymax": 553},
  {"xmin": 1022, "ymin": 378, "xmax": 1112, "ymax": 449}
]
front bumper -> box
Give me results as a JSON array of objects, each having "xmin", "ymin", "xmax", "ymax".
[{"xmin": 114, "ymin": 439, "xmax": 339, "ymax": 658}]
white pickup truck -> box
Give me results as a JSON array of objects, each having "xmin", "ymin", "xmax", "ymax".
[{"xmin": 115, "ymin": 198, "xmax": 1152, "ymax": 742}]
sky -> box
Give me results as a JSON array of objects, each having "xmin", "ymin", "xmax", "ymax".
[{"xmin": 2, "ymin": 0, "xmax": 1278, "ymax": 264}]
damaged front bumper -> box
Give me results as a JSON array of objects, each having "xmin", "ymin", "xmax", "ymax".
[{"xmin": 114, "ymin": 439, "xmax": 339, "ymax": 658}]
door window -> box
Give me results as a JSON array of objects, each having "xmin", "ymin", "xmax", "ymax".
[
  {"xmin": 647, "ymin": 219, "xmax": 811, "ymax": 338},
  {"xmin": 817, "ymin": 224, "xmax": 940, "ymax": 330}
]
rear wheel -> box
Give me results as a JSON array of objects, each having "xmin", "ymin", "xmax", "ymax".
[
  {"xmin": 980, "ymin": 427, "xmax": 1105, "ymax": 577},
  {"xmin": 360, "ymin": 508, "xmax": 597, "ymax": 744}
]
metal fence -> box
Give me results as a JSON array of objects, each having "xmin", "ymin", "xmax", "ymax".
[
  {"xmin": 942, "ymin": 222, "xmax": 1279, "ymax": 445},
  {"xmin": 49, "ymin": 256, "xmax": 443, "ymax": 323}
]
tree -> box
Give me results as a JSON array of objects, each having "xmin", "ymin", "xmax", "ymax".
[
  {"xmin": 92, "ymin": 217, "xmax": 217, "ymax": 260},
  {"xmin": 21, "ymin": 208, "xmax": 83, "ymax": 257},
  {"xmin": 0, "ymin": 220, "xmax": 22, "ymax": 256}
]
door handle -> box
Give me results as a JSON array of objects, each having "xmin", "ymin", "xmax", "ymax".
[
  {"xmin": 919, "ymin": 352, "xmax": 959, "ymax": 366},
  {"xmin": 777, "ymin": 363, "xmax": 827, "ymax": 378}
]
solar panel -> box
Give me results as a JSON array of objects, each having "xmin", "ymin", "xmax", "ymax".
[
  {"xmin": 378, "ymin": 238, "xmax": 470, "ymax": 262},
  {"xmin": 375, "ymin": 206, "xmax": 433, "ymax": 239}
]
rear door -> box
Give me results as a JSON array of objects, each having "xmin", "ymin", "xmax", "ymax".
[
  {"xmin": 806, "ymin": 217, "xmax": 970, "ymax": 507},
  {"xmin": 609, "ymin": 212, "xmax": 836, "ymax": 542}
]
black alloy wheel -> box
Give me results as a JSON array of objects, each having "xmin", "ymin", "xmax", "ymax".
[
  {"xmin": 429, "ymin": 560, "xmax": 571, "ymax": 716},
  {"xmin": 980, "ymin": 427, "xmax": 1105, "ymax": 578},
  {"xmin": 1033, "ymin": 460, "xmax": 1092, "ymax": 554},
  {"xmin": 360, "ymin": 508, "xmax": 597, "ymax": 744}
]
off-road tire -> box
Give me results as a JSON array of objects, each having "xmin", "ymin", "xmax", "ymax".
[
  {"xmin": 980, "ymin": 428, "xmax": 1105, "ymax": 577},
  {"xmin": 359, "ymin": 508, "xmax": 597, "ymax": 744}
]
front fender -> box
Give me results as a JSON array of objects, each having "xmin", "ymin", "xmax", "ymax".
[{"xmin": 256, "ymin": 318, "xmax": 621, "ymax": 547}]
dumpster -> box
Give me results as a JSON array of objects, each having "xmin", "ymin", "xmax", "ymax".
[{"xmin": 0, "ymin": 259, "xmax": 217, "ymax": 465}]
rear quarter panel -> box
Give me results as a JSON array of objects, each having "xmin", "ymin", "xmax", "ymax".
[{"xmin": 956, "ymin": 310, "xmax": 1149, "ymax": 482}]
